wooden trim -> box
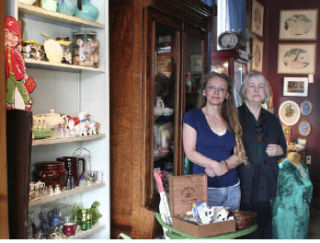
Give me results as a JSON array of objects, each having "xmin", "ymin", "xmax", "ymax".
[
  {"xmin": 0, "ymin": 0, "xmax": 9, "ymax": 238},
  {"xmin": 150, "ymin": 0, "xmax": 212, "ymax": 32}
]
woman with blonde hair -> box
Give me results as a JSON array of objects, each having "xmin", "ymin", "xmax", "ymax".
[{"xmin": 183, "ymin": 72, "xmax": 247, "ymax": 212}]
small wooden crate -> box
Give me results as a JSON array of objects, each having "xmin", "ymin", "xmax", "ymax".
[{"xmin": 169, "ymin": 174, "xmax": 236, "ymax": 238}]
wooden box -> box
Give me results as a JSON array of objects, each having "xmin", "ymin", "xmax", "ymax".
[{"xmin": 169, "ymin": 174, "xmax": 236, "ymax": 237}]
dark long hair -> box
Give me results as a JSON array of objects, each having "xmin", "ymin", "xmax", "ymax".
[{"xmin": 199, "ymin": 72, "xmax": 247, "ymax": 162}]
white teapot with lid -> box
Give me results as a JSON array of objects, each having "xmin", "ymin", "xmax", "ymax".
[{"xmin": 42, "ymin": 109, "xmax": 67, "ymax": 129}]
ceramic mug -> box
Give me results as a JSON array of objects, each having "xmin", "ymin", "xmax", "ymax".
[{"xmin": 63, "ymin": 222, "xmax": 76, "ymax": 236}]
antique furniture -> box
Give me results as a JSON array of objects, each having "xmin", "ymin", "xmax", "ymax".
[{"xmin": 110, "ymin": 0, "xmax": 212, "ymax": 238}]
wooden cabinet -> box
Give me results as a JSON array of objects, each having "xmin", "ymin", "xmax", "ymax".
[
  {"xmin": 0, "ymin": 0, "xmax": 9, "ymax": 238},
  {"xmin": 110, "ymin": 0, "xmax": 212, "ymax": 238},
  {"xmin": 6, "ymin": 0, "xmax": 109, "ymax": 239}
]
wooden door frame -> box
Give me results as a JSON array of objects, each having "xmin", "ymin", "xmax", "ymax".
[{"xmin": 0, "ymin": 0, "xmax": 9, "ymax": 238}]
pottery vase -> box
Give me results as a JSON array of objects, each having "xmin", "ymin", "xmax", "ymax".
[
  {"xmin": 57, "ymin": 0, "xmax": 76, "ymax": 15},
  {"xmin": 75, "ymin": 0, "xmax": 99, "ymax": 22}
]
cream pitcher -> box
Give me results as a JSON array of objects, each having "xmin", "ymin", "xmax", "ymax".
[{"xmin": 154, "ymin": 96, "xmax": 165, "ymax": 116}]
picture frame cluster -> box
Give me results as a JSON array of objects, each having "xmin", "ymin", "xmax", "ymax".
[
  {"xmin": 278, "ymin": 9, "xmax": 318, "ymax": 75},
  {"xmin": 251, "ymin": 0, "xmax": 264, "ymax": 72}
]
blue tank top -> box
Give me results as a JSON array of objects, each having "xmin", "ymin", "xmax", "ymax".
[{"xmin": 183, "ymin": 109, "xmax": 238, "ymax": 187}]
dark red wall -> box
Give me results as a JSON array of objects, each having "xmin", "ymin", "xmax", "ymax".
[{"xmin": 262, "ymin": 0, "xmax": 320, "ymax": 198}]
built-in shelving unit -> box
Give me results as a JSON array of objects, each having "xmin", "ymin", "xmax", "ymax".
[
  {"xmin": 32, "ymin": 133, "xmax": 105, "ymax": 146},
  {"xmin": 25, "ymin": 59, "xmax": 105, "ymax": 73},
  {"xmin": 10, "ymin": 0, "xmax": 109, "ymax": 238},
  {"xmin": 69, "ymin": 222, "xmax": 106, "ymax": 239},
  {"xmin": 18, "ymin": 3, "xmax": 104, "ymax": 28},
  {"xmin": 29, "ymin": 182, "xmax": 106, "ymax": 207}
]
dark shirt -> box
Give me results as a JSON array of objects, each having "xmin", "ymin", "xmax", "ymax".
[
  {"xmin": 183, "ymin": 109, "xmax": 238, "ymax": 187},
  {"xmin": 238, "ymin": 104, "xmax": 287, "ymax": 206}
]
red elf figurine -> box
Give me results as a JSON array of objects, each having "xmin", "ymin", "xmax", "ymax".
[{"xmin": 5, "ymin": 16, "xmax": 35, "ymax": 110}]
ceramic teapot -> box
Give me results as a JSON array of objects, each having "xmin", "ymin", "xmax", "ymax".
[
  {"xmin": 154, "ymin": 97, "xmax": 165, "ymax": 116},
  {"xmin": 43, "ymin": 109, "xmax": 67, "ymax": 129}
]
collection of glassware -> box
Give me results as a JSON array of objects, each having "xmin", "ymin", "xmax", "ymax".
[{"xmin": 29, "ymin": 201, "xmax": 102, "ymax": 239}]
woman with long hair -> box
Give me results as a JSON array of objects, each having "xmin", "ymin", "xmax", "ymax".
[{"xmin": 183, "ymin": 72, "xmax": 247, "ymax": 211}]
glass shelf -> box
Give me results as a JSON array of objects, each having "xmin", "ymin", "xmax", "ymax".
[
  {"xmin": 29, "ymin": 181, "xmax": 106, "ymax": 207},
  {"xmin": 18, "ymin": 2, "xmax": 104, "ymax": 29}
]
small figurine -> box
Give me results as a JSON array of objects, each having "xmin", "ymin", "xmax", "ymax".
[
  {"xmin": 89, "ymin": 121, "xmax": 100, "ymax": 135},
  {"xmin": 79, "ymin": 112, "xmax": 91, "ymax": 136},
  {"xmin": 5, "ymin": 16, "xmax": 36, "ymax": 110}
]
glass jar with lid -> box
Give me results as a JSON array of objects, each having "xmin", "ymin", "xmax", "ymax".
[
  {"xmin": 56, "ymin": 36, "xmax": 72, "ymax": 64},
  {"xmin": 72, "ymin": 31, "xmax": 99, "ymax": 68}
]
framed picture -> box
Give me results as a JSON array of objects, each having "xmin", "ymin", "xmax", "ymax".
[
  {"xmin": 190, "ymin": 54, "xmax": 202, "ymax": 72},
  {"xmin": 252, "ymin": 0, "xmax": 264, "ymax": 37},
  {"xmin": 251, "ymin": 38, "xmax": 263, "ymax": 72},
  {"xmin": 283, "ymin": 77, "xmax": 308, "ymax": 97},
  {"xmin": 277, "ymin": 43, "xmax": 316, "ymax": 74},
  {"xmin": 279, "ymin": 9, "xmax": 318, "ymax": 40},
  {"xmin": 278, "ymin": 100, "xmax": 301, "ymax": 126}
]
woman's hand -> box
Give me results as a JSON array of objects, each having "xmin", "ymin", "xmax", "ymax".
[
  {"xmin": 265, "ymin": 144, "xmax": 284, "ymax": 157},
  {"xmin": 205, "ymin": 162, "xmax": 228, "ymax": 177}
]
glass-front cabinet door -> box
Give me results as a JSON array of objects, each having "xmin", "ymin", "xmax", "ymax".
[
  {"xmin": 148, "ymin": 11, "xmax": 181, "ymax": 199},
  {"xmin": 147, "ymin": 11, "xmax": 208, "ymax": 203},
  {"xmin": 182, "ymin": 27, "xmax": 207, "ymax": 175}
]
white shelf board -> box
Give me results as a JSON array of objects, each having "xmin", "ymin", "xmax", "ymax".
[
  {"xmin": 25, "ymin": 59, "xmax": 105, "ymax": 73},
  {"xmin": 32, "ymin": 133, "xmax": 105, "ymax": 146},
  {"xmin": 18, "ymin": 3, "xmax": 104, "ymax": 29},
  {"xmin": 69, "ymin": 222, "xmax": 106, "ymax": 239},
  {"xmin": 29, "ymin": 182, "xmax": 106, "ymax": 207}
]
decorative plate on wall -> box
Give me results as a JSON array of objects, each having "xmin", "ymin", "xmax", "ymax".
[
  {"xmin": 300, "ymin": 100, "xmax": 312, "ymax": 116},
  {"xmin": 298, "ymin": 120, "xmax": 311, "ymax": 136},
  {"xmin": 278, "ymin": 100, "xmax": 301, "ymax": 126}
]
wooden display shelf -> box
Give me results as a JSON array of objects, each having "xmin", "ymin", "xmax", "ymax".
[
  {"xmin": 69, "ymin": 222, "xmax": 106, "ymax": 239},
  {"xmin": 29, "ymin": 181, "xmax": 106, "ymax": 207},
  {"xmin": 25, "ymin": 59, "xmax": 104, "ymax": 73},
  {"xmin": 18, "ymin": 3, "xmax": 104, "ymax": 29},
  {"xmin": 32, "ymin": 133, "xmax": 105, "ymax": 146}
]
